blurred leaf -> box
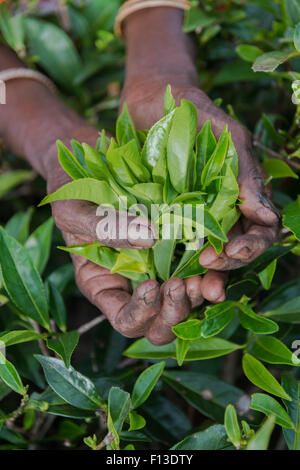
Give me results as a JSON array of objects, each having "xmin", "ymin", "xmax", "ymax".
[
  {"xmin": 141, "ymin": 394, "xmax": 191, "ymax": 445},
  {"xmin": 46, "ymin": 331, "xmax": 79, "ymax": 369},
  {"xmin": 253, "ymin": 51, "xmax": 292, "ymax": 72},
  {"xmin": 250, "ymin": 393, "xmax": 294, "ymax": 429},
  {"xmin": 263, "ymin": 296, "xmax": 300, "ymax": 323},
  {"xmin": 262, "ymin": 114, "xmax": 285, "ymax": 146},
  {"xmin": 45, "ymin": 281, "xmax": 67, "ymax": 333},
  {"xmin": 183, "ymin": 8, "xmax": 216, "ymax": 33},
  {"xmin": 283, "ymin": 197, "xmax": 300, "ymax": 241},
  {"xmin": 262, "ymin": 159, "xmax": 298, "ymax": 179},
  {"xmin": 163, "ymin": 371, "xmax": 244, "ymax": 423},
  {"xmin": 235, "ymin": 44, "xmax": 263, "ymax": 62},
  {"xmin": 284, "ymin": 0, "xmax": 300, "ymax": 25},
  {"xmin": 5, "ymin": 208, "xmax": 33, "ymax": 244},
  {"xmin": 294, "ymin": 22, "xmax": 300, "ymax": 52},
  {"xmin": 0, "ymin": 5, "xmax": 25, "ymax": 54},
  {"xmin": 281, "ymin": 373, "xmax": 300, "ymax": 449},
  {"xmin": 25, "ymin": 218, "xmax": 54, "ymax": 274},
  {"xmin": 242, "ymin": 354, "xmax": 291, "ymax": 401},
  {"xmin": 25, "ymin": 18, "xmax": 81, "ymax": 88},
  {"xmin": 0, "ymin": 171, "xmax": 34, "ymax": 199}
]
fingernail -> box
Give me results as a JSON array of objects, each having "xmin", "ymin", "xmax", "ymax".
[
  {"xmin": 169, "ymin": 285, "xmax": 185, "ymax": 302},
  {"xmin": 128, "ymin": 220, "xmax": 156, "ymax": 247},
  {"xmin": 187, "ymin": 287, "xmax": 200, "ymax": 298},
  {"xmin": 258, "ymin": 194, "xmax": 281, "ymax": 220},
  {"xmin": 231, "ymin": 246, "xmax": 251, "ymax": 259},
  {"xmin": 199, "ymin": 251, "xmax": 219, "ymax": 266},
  {"xmin": 202, "ymin": 256, "xmax": 224, "ymax": 269},
  {"xmin": 143, "ymin": 287, "xmax": 159, "ymax": 305},
  {"xmin": 214, "ymin": 293, "xmax": 226, "ymax": 303}
]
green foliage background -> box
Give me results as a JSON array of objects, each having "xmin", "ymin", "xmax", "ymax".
[{"xmin": 0, "ymin": 0, "xmax": 300, "ymax": 450}]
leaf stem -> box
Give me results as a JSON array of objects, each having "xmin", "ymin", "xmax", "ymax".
[{"xmin": 78, "ymin": 315, "xmax": 106, "ymax": 335}]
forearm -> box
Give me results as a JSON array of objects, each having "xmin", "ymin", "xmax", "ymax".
[
  {"xmin": 0, "ymin": 46, "xmax": 96, "ymax": 183},
  {"xmin": 123, "ymin": 7, "xmax": 199, "ymax": 93}
]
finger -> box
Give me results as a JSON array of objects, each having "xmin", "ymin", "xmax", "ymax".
[
  {"xmin": 51, "ymin": 199, "xmax": 156, "ymax": 249},
  {"xmin": 201, "ymin": 270, "xmax": 227, "ymax": 303},
  {"xmin": 185, "ymin": 276, "xmax": 204, "ymax": 308},
  {"xmin": 199, "ymin": 221, "xmax": 278, "ymax": 270},
  {"xmin": 73, "ymin": 249, "xmax": 161, "ymax": 337},
  {"xmin": 98, "ymin": 280, "xmax": 161, "ymax": 338},
  {"xmin": 199, "ymin": 221, "xmax": 246, "ymax": 270},
  {"xmin": 225, "ymin": 224, "xmax": 278, "ymax": 263},
  {"xmin": 146, "ymin": 278, "xmax": 190, "ymax": 345},
  {"xmin": 237, "ymin": 149, "xmax": 280, "ymax": 226}
]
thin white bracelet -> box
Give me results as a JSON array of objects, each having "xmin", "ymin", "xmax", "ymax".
[
  {"xmin": 114, "ymin": 0, "xmax": 191, "ymax": 39},
  {"xmin": 0, "ymin": 68, "xmax": 57, "ymax": 95}
]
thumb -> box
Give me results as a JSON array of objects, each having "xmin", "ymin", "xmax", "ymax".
[
  {"xmin": 238, "ymin": 156, "xmax": 280, "ymax": 227},
  {"xmin": 51, "ymin": 199, "xmax": 157, "ymax": 250}
]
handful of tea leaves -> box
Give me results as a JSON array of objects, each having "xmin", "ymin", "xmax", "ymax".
[{"xmin": 40, "ymin": 87, "xmax": 240, "ymax": 286}]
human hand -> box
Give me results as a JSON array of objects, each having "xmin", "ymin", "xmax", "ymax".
[{"xmin": 122, "ymin": 82, "xmax": 279, "ymax": 273}]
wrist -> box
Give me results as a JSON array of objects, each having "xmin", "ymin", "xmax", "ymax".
[{"xmin": 124, "ymin": 7, "xmax": 198, "ymax": 89}]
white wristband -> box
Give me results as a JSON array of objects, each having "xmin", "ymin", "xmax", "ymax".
[{"xmin": 0, "ymin": 68, "xmax": 57, "ymax": 95}]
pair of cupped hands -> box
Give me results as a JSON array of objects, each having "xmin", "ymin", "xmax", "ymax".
[{"xmin": 49, "ymin": 83, "xmax": 279, "ymax": 346}]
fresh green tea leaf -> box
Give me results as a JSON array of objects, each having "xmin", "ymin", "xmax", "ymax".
[
  {"xmin": 116, "ymin": 103, "xmax": 140, "ymax": 148},
  {"xmin": 250, "ymin": 393, "xmax": 295, "ymax": 429},
  {"xmin": 0, "ymin": 227, "xmax": 49, "ymax": 329},
  {"xmin": 246, "ymin": 415, "xmax": 275, "ymax": 450},
  {"xmin": 0, "ymin": 352, "xmax": 26, "ymax": 396},
  {"xmin": 57, "ymin": 140, "xmax": 90, "ymax": 180},
  {"xmin": 242, "ymin": 354, "xmax": 291, "ymax": 401},
  {"xmin": 281, "ymin": 373, "xmax": 300, "ymax": 450},
  {"xmin": 35, "ymin": 355, "xmax": 105, "ymax": 410},
  {"xmin": 39, "ymin": 178, "xmax": 120, "ymax": 208},
  {"xmin": 224, "ymin": 404, "xmax": 241, "ymax": 448},
  {"xmin": 167, "ymin": 99, "xmax": 198, "ymax": 193},
  {"xmin": 201, "ymin": 301, "xmax": 236, "ymax": 338},
  {"xmin": 252, "ymin": 336, "xmax": 300, "ymax": 366},
  {"xmin": 132, "ymin": 362, "xmax": 165, "ymax": 409},
  {"xmin": 47, "ymin": 331, "xmax": 79, "ymax": 369}
]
